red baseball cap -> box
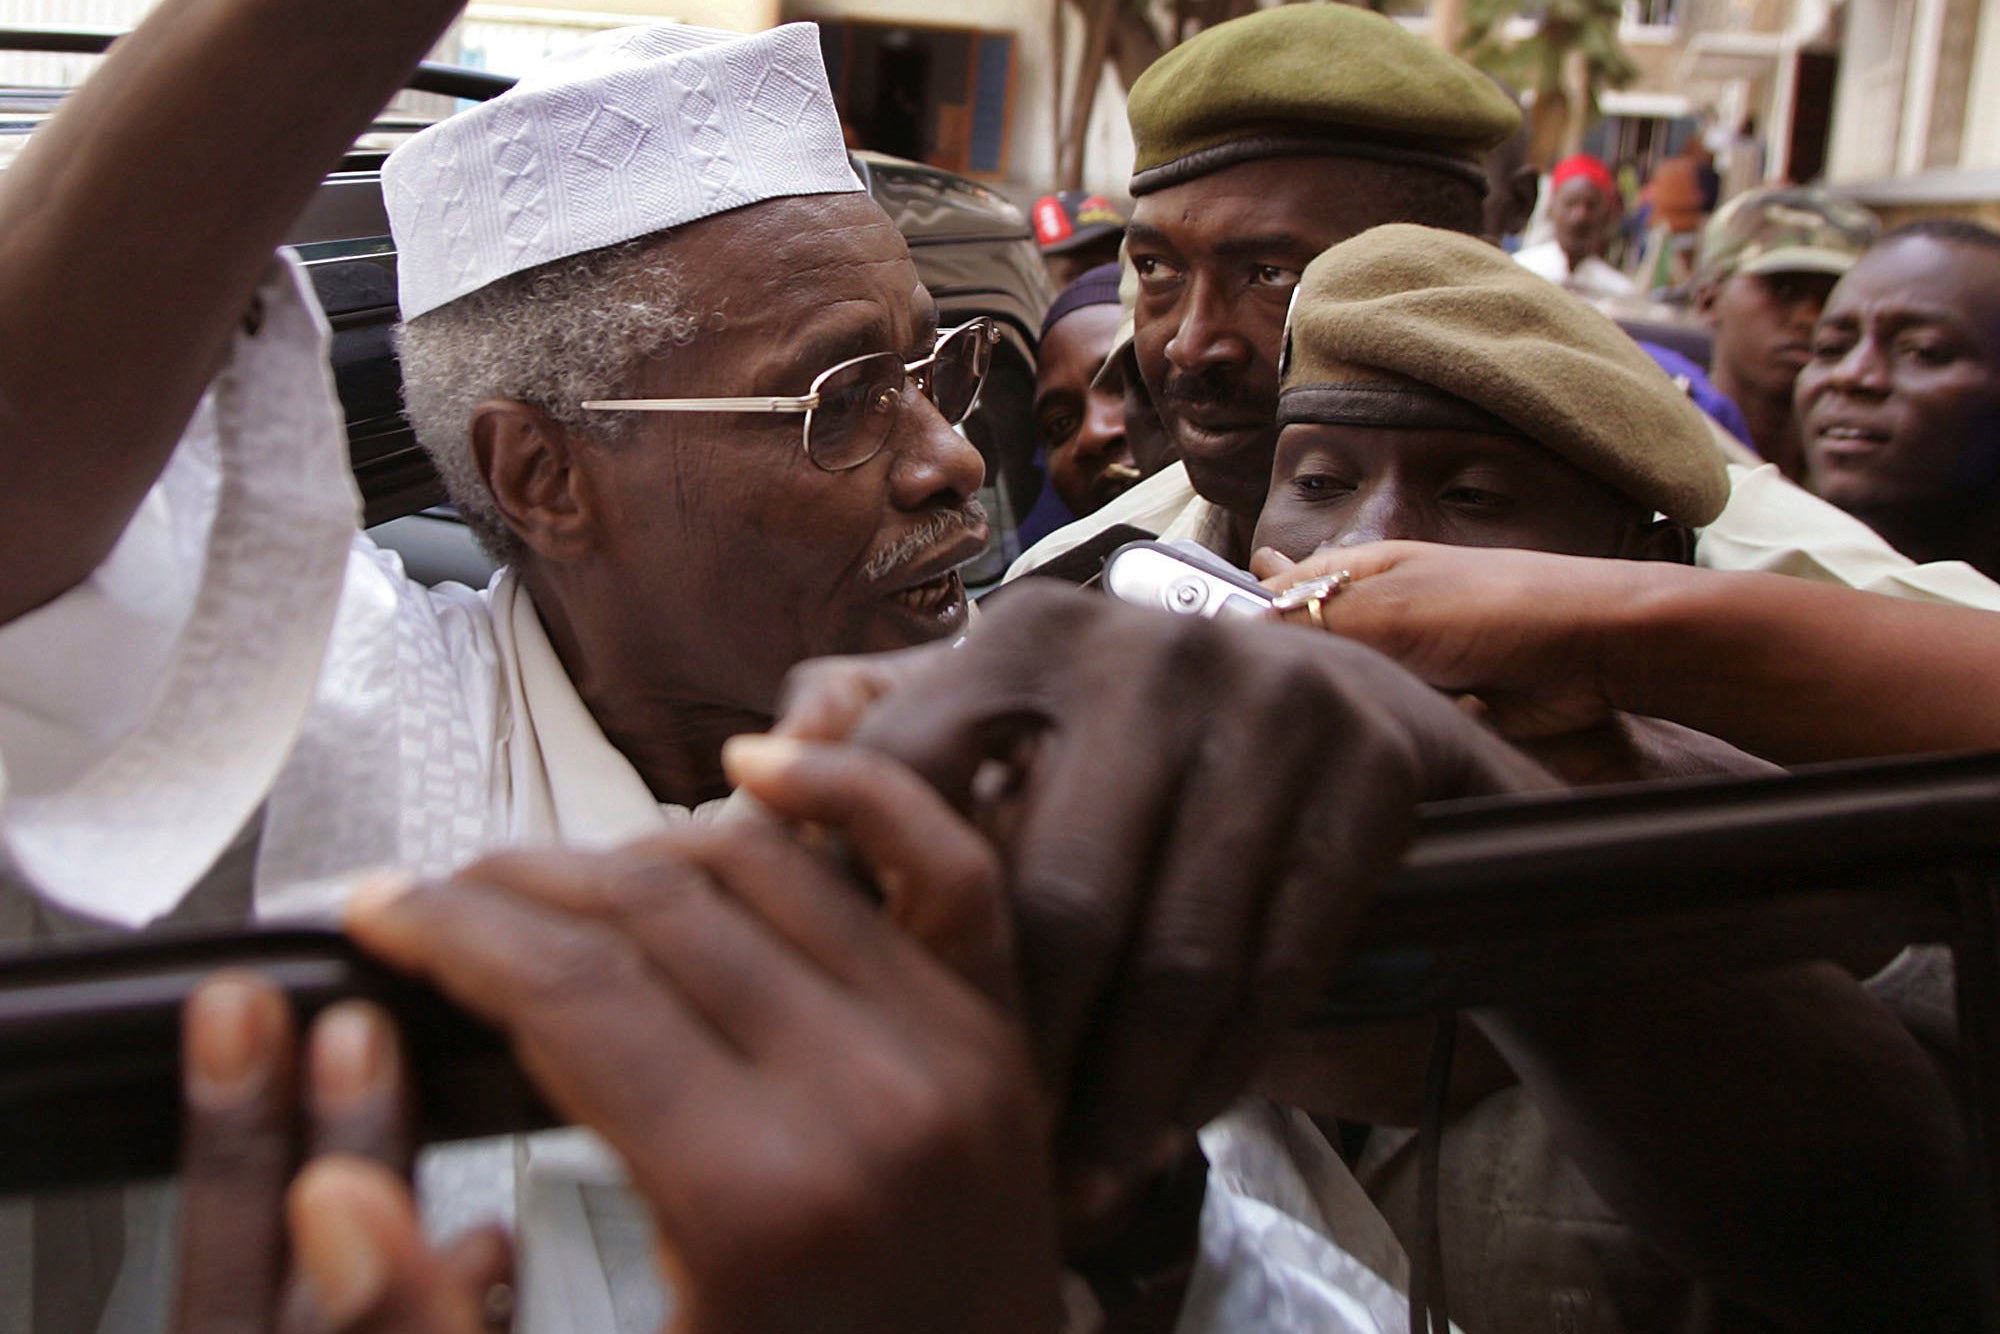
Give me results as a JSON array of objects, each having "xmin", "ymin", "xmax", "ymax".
[{"xmin": 1031, "ymin": 190, "xmax": 1127, "ymax": 253}]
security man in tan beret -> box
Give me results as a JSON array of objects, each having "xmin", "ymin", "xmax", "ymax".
[
  {"xmin": 1010, "ymin": 3, "xmax": 2000, "ymax": 616},
  {"xmin": 1251, "ymin": 226, "xmax": 1978, "ymax": 1334},
  {"xmin": 1255, "ymin": 224, "xmax": 1727, "ymax": 569}
]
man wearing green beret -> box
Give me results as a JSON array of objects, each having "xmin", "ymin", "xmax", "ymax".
[{"xmin": 1008, "ymin": 3, "xmax": 2000, "ymax": 614}]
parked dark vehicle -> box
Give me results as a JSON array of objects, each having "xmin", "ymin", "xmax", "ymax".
[{"xmin": 0, "ymin": 34, "xmax": 1056, "ymax": 588}]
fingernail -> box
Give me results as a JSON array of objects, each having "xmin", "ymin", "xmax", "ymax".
[
  {"xmin": 1251, "ymin": 546, "xmax": 1294, "ymax": 575},
  {"xmin": 343, "ymin": 867, "xmax": 416, "ymax": 920},
  {"xmin": 290, "ymin": 1168, "xmax": 389, "ymax": 1329},
  {"xmin": 310, "ymin": 1003, "xmax": 391, "ymax": 1116},
  {"xmin": 721, "ymin": 733, "xmax": 804, "ymax": 786},
  {"xmin": 185, "ymin": 974, "xmax": 284, "ymax": 1106}
]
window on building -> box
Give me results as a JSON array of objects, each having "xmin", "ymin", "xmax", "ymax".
[{"xmin": 817, "ymin": 20, "xmax": 1016, "ymax": 178}]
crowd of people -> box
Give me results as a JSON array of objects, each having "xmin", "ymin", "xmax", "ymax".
[{"xmin": 2, "ymin": 0, "xmax": 1999, "ymax": 1331}]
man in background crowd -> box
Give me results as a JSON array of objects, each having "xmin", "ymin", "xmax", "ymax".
[
  {"xmin": 1032, "ymin": 189, "xmax": 1128, "ymax": 289},
  {"xmin": 1010, "ymin": 3, "xmax": 2000, "ymax": 618},
  {"xmin": 1694, "ymin": 185, "xmax": 1879, "ymax": 479},
  {"xmin": 1799, "ymin": 218, "xmax": 2000, "ymax": 577},
  {"xmin": 1021, "ymin": 262, "xmax": 1140, "ymax": 546},
  {"xmin": 1515, "ymin": 153, "xmax": 1639, "ymax": 300}
]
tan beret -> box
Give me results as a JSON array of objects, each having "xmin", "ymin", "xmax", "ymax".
[
  {"xmin": 1278, "ymin": 225, "xmax": 1730, "ymax": 527},
  {"xmin": 1127, "ymin": 4, "xmax": 1520, "ymax": 197}
]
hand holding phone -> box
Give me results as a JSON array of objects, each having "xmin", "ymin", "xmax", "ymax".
[{"xmin": 1101, "ymin": 539, "xmax": 1274, "ymax": 620}]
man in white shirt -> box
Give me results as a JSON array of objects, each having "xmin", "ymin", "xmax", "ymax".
[{"xmin": 1512, "ymin": 154, "xmax": 1640, "ymax": 301}]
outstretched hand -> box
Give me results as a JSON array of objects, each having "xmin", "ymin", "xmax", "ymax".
[
  {"xmin": 1253, "ymin": 540, "xmax": 1649, "ymax": 741},
  {"xmin": 776, "ymin": 582, "xmax": 1556, "ymax": 1230},
  {"xmin": 346, "ymin": 744, "xmax": 1063, "ymax": 1334}
]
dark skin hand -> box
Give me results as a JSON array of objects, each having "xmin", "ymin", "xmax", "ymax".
[
  {"xmin": 773, "ymin": 582, "xmax": 1558, "ymax": 1226},
  {"xmin": 0, "ymin": 0, "xmax": 465, "ymax": 625},
  {"xmin": 1254, "ymin": 539, "xmax": 2000, "ymax": 763},
  {"xmin": 175, "ymin": 977, "xmax": 509, "ymax": 1333},
  {"xmin": 345, "ymin": 745, "xmax": 1064, "ymax": 1334},
  {"xmin": 777, "ymin": 587, "xmax": 1981, "ymax": 1326}
]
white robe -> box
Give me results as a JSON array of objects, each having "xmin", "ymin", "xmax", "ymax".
[{"xmin": 0, "ymin": 256, "xmax": 1415, "ymax": 1334}]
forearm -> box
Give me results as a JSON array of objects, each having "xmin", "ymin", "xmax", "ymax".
[
  {"xmin": 1476, "ymin": 965, "xmax": 1982, "ymax": 1330},
  {"xmin": 0, "ymin": 0, "xmax": 463, "ymax": 622},
  {"xmin": 1605, "ymin": 565, "xmax": 2000, "ymax": 764}
]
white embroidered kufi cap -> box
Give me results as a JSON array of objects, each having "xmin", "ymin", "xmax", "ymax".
[{"xmin": 385, "ymin": 21, "xmax": 864, "ymax": 320}]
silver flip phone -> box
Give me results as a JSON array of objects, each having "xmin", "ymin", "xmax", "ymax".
[{"xmin": 1102, "ymin": 539, "xmax": 1275, "ymax": 620}]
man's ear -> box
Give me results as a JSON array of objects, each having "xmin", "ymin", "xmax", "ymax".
[
  {"xmin": 1504, "ymin": 163, "xmax": 1540, "ymax": 237},
  {"xmin": 1621, "ymin": 517, "xmax": 1696, "ymax": 565},
  {"xmin": 1691, "ymin": 276, "xmax": 1721, "ymax": 326},
  {"xmin": 471, "ymin": 399, "xmax": 594, "ymax": 562}
]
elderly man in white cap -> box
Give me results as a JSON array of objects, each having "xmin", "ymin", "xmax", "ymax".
[
  {"xmin": 0, "ymin": 2, "xmax": 1454, "ymax": 1332},
  {"xmin": 0, "ymin": 3, "xmax": 1007, "ymax": 1329}
]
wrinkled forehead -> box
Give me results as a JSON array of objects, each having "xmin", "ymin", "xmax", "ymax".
[
  {"xmin": 680, "ymin": 192, "xmax": 930, "ymax": 328},
  {"xmin": 1836, "ymin": 238, "xmax": 2000, "ymax": 335},
  {"xmin": 1278, "ymin": 418, "xmax": 1537, "ymax": 465},
  {"xmin": 1128, "ymin": 156, "xmax": 1416, "ymax": 254},
  {"xmin": 1554, "ymin": 175, "xmax": 1605, "ymax": 201}
]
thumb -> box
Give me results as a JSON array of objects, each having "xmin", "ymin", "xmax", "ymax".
[{"xmin": 1247, "ymin": 546, "xmax": 1295, "ymax": 579}]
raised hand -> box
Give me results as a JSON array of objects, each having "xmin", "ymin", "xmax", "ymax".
[
  {"xmin": 346, "ymin": 749, "xmax": 1063, "ymax": 1334},
  {"xmin": 776, "ymin": 582, "xmax": 1555, "ymax": 1227}
]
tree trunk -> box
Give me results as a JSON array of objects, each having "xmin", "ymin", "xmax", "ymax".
[
  {"xmin": 1528, "ymin": 86, "xmax": 1570, "ymax": 168},
  {"xmin": 1057, "ymin": 0, "xmax": 1122, "ymax": 189},
  {"xmin": 1110, "ymin": 3, "xmax": 1167, "ymax": 90}
]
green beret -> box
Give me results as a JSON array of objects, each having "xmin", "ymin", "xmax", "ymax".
[
  {"xmin": 1278, "ymin": 224, "xmax": 1730, "ymax": 527},
  {"xmin": 1127, "ymin": 5, "xmax": 1520, "ymax": 197}
]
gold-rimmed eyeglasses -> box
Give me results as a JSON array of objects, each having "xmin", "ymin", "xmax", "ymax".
[{"xmin": 580, "ymin": 318, "xmax": 1001, "ymax": 472}]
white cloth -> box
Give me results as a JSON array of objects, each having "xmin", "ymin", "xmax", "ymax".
[
  {"xmin": 385, "ymin": 22, "xmax": 862, "ymax": 319},
  {"xmin": 1514, "ymin": 240, "xmax": 1639, "ymax": 301},
  {"xmin": 1178, "ymin": 1102, "xmax": 1420, "ymax": 1332},
  {"xmin": 1010, "ymin": 459, "xmax": 2000, "ymax": 612},
  {"xmin": 0, "ymin": 255, "xmax": 730, "ymax": 1334}
]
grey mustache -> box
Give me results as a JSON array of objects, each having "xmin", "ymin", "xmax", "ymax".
[{"xmin": 865, "ymin": 498, "xmax": 988, "ymax": 583}]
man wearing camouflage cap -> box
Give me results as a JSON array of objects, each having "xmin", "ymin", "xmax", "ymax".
[
  {"xmin": 1011, "ymin": 4, "xmax": 2000, "ymax": 614},
  {"xmin": 1694, "ymin": 186, "xmax": 1879, "ymax": 480}
]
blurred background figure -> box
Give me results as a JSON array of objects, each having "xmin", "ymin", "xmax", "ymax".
[
  {"xmin": 1694, "ymin": 186, "xmax": 1879, "ymax": 480},
  {"xmin": 1798, "ymin": 219, "xmax": 2000, "ymax": 577},
  {"xmin": 1021, "ymin": 262, "xmax": 1139, "ymax": 545},
  {"xmin": 1515, "ymin": 153, "xmax": 1638, "ymax": 300},
  {"xmin": 1030, "ymin": 189, "xmax": 1126, "ymax": 289},
  {"xmin": 1479, "ymin": 81, "xmax": 1539, "ymax": 249},
  {"xmin": 1634, "ymin": 140, "xmax": 1716, "ymax": 293}
]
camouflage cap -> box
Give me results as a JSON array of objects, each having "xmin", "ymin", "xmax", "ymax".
[
  {"xmin": 1126, "ymin": 4, "xmax": 1520, "ymax": 197},
  {"xmin": 1698, "ymin": 186, "xmax": 1879, "ymax": 282}
]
